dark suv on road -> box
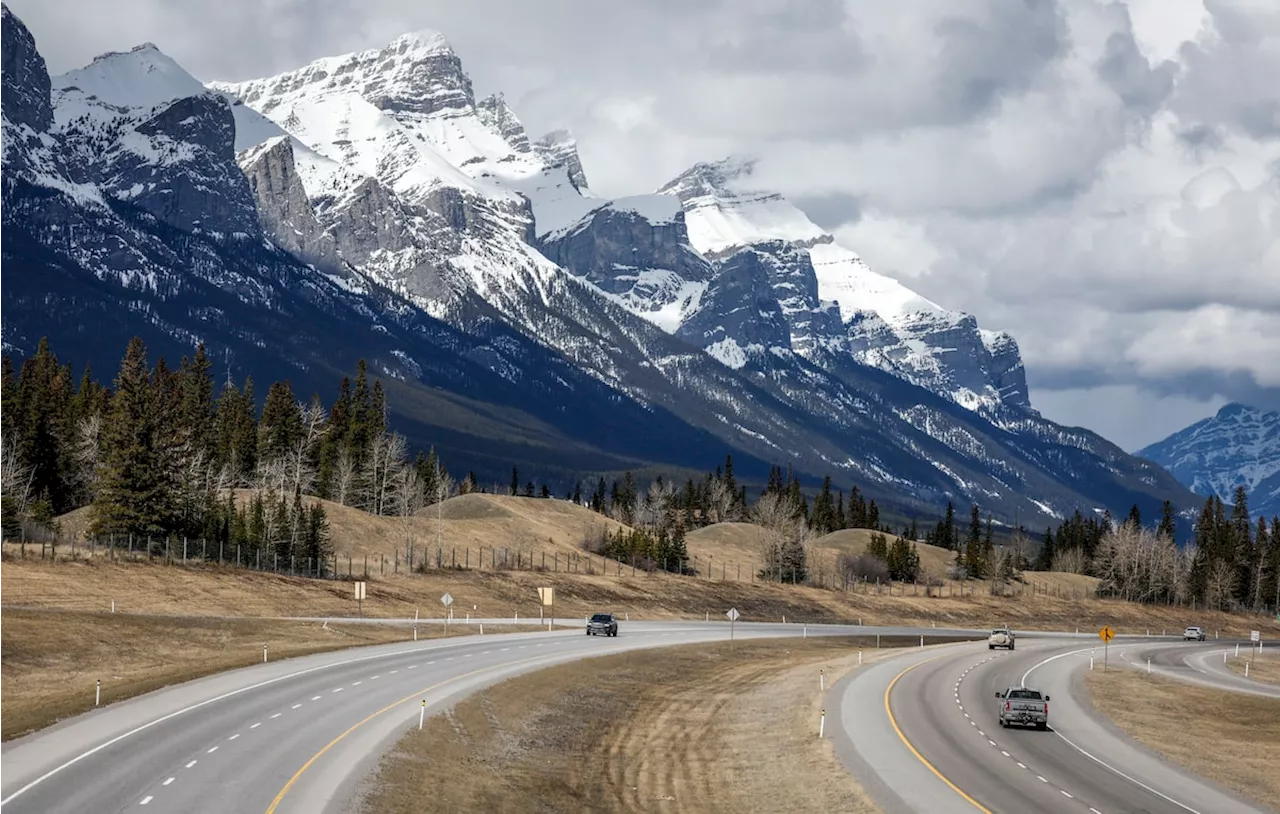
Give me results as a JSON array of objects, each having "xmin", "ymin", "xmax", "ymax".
[{"xmin": 587, "ymin": 613, "xmax": 618, "ymax": 637}]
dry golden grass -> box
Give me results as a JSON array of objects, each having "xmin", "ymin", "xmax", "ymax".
[
  {"xmin": 1226, "ymin": 650, "xmax": 1280, "ymax": 685},
  {"xmin": 5, "ymin": 556, "xmax": 1277, "ymax": 643},
  {"xmin": 0, "ymin": 609, "xmax": 412, "ymax": 740},
  {"xmin": 1083, "ymin": 670, "xmax": 1280, "ymax": 810},
  {"xmin": 359, "ymin": 637, "xmax": 905, "ymax": 814},
  {"xmin": 49, "ymin": 492, "xmax": 631, "ymax": 564}
]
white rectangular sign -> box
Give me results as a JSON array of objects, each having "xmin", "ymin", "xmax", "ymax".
[
  {"xmin": 1251, "ymin": 630, "xmax": 1261, "ymax": 643},
  {"xmin": 537, "ymin": 587, "xmax": 554, "ymax": 606},
  {"xmin": 354, "ymin": 581, "xmax": 366, "ymax": 600}
]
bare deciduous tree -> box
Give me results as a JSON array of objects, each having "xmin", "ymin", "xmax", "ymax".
[
  {"xmin": 753, "ymin": 491, "xmax": 810, "ymax": 582},
  {"xmin": 707, "ymin": 478, "xmax": 734, "ymax": 524},
  {"xmin": 1, "ymin": 437, "xmax": 35, "ymax": 513},
  {"xmin": 73, "ymin": 414, "xmax": 103, "ymax": 500},
  {"xmin": 366, "ymin": 432, "xmax": 407, "ymax": 516},
  {"xmin": 1206, "ymin": 560, "xmax": 1237, "ymax": 611},
  {"xmin": 1051, "ymin": 546, "xmax": 1088, "ymax": 576},
  {"xmin": 333, "ymin": 450, "xmax": 357, "ymax": 507}
]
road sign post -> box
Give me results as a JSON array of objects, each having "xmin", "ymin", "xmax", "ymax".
[
  {"xmin": 354, "ymin": 581, "xmax": 367, "ymax": 617},
  {"xmin": 1099, "ymin": 626, "xmax": 1115, "ymax": 672},
  {"xmin": 727, "ymin": 607, "xmax": 740, "ymax": 652},
  {"xmin": 538, "ymin": 587, "xmax": 555, "ymax": 631},
  {"xmin": 441, "ymin": 592, "xmax": 454, "ymax": 636}
]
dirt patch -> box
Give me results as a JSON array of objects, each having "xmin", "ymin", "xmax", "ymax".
[
  {"xmin": 356, "ymin": 636, "xmax": 920, "ymax": 814},
  {"xmin": 1083, "ymin": 669, "xmax": 1280, "ymax": 810},
  {"xmin": 1225, "ymin": 649, "xmax": 1280, "ymax": 685},
  {"xmin": 0, "ymin": 609, "xmax": 522, "ymax": 741}
]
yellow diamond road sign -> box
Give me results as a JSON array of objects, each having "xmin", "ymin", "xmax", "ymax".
[{"xmin": 1099, "ymin": 626, "xmax": 1115, "ymax": 643}]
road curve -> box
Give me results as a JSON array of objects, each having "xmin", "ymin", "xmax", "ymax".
[
  {"xmin": 827, "ymin": 638, "xmax": 1272, "ymax": 814},
  {"xmin": 0, "ymin": 620, "xmax": 980, "ymax": 814},
  {"xmin": 1112, "ymin": 640, "xmax": 1280, "ymax": 698}
]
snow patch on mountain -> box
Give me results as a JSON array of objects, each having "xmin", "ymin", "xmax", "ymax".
[{"xmin": 1137, "ymin": 403, "xmax": 1280, "ymax": 517}]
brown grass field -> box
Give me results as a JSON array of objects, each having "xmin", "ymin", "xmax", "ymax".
[
  {"xmin": 358, "ymin": 637, "xmax": 912, "ymax": 814},
  {"xmin": 1083, "ymin": 670, "xmax": 1280, "ymax": 810},
  {"xmin": 1225, "ymin": 649, "xmax": 1280, "ymax": 685}
]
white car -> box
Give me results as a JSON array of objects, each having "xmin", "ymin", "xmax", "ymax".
[{"xmin": 1183, "ymin": 626, "xmax": 1205, "ymax": 641}]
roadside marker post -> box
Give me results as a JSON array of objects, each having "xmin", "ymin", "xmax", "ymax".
[
  {"xmin": 858, "ymin": 649, "xmax": 863, "ymax": 666},
  {"xmin": 95, "ymin": 679, "xmax": 101, "ymax": 707},
  {"xmin": 263, "ymin": 644, "xmax": 268, "ymax": 663},
  {"xmin": 1236, "ymin": 643, "xmax": 1240, "ymax": 657},
  {"xmin": 804, "ymin": 624, "xmax": 808, "ymax": 639},
  {"xmin": 1146, "ymin": 658, "xmax": 1151, "ymax": 674},
  {"xmin": 441, "ymin": 593, "xmax": 453, "ymax": 637},
  {"xmin": 418, "ymin": 700, "xmax": 425, "ymax": 730},
  {"xmin": 727, "ymin": 608, "xmax": 740, "ymax": 652},
  {"xmin": 354, "ymin": 581, "xmax": 367, "ymax": 617},
  {"xmin": 819, "ymin": 709, "xmax": 826, "ymax": 739},
  {"xmin": 538, "ymin": 588, "xmax": 555, "ymax": 632},
  {"xmin": 820, "ymin": 669, "xmax": 825, "ymax": 691}
]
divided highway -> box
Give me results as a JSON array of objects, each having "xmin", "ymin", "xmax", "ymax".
[
  {"xmin": 3, "ymin": 622, "xmax": 1271, "ymax": 814},
  {"xmin": 0, "ymin": 620, "xmax": 976, "ymax": 814},
  {"xmin": 828, "ymin": 637, "xmax": 1272, "ymax": 814}
]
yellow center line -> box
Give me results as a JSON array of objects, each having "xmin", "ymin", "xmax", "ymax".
[
  {"xmin": 884, "ymin": 655, "xmax": 993, "ymax": 814},
  {"xmin": 264, "ymin": 651, "xmax": 570, "ymax": 813}
]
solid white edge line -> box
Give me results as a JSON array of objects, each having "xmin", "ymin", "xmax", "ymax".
[
  {"xmin": 1051, "ymin": 729, "xmax": 1203, "ymax": 814},
  {"xmin": 1, "ymin": 636, "xmax": 535, "ymax": 805}
]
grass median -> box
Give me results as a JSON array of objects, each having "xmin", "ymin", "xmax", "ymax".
[
  {"xmin": 1225, "ymin": 649, "xmax": 1280, "ymax": 685},
  {"xmin": 357, "ymin": 635, "xmax": 960, "ymax": 814},
  {"xmin": 1083, "ymin": 669, "xmax": 1280, "ymax": 811}
]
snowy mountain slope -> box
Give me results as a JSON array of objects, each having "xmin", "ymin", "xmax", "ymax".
[
  {"xmin": 3, "ymin": 6, "xmax": 1203, "ymax": 528},
  {"xmin": 203, "ymin": 26, "xmax": 1198, "ymax": 523},
  {"xmin": 1137, "ymin": 403, "xmax": 1280, "ymax": 518}
]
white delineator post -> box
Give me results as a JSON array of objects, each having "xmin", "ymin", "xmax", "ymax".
[
  {"xmin": 819, "ymin": 709, "xmax": 826, "ymax": 738},
  {"xmin": 1147, "ymin": 658, "xmax": 1151, "ymax": 674},
  {"xmin": 820, "ymin": 670, "xmax": 825, "ymax": 691},
  {"xmin": 95, "ymin": 679, "xmax": 101, "ymax": 707},
  {"xmin": 858, "ymin": 649, "xmax": 863, "ymax": 666},
  {"xmin": 419, "ymin": 700, "xmax": 426, "ymax": 730},
  {"xmin": 263, "ymin": 644, "xmax": 268, "ymax": 663}
]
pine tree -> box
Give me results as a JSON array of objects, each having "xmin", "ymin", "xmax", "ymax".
[
  {"xmin": 942, "ymin": 501, "xmax": 957, "ymax": 550},
  {"xmin": 258, "ymin": 381, "xmax": 302, "ymax": 465},
  {"xmin": 1157, "ymin": 500, "xmax": 1177, "ymax": 541},
  {"xmin": 314, "ymin": 377, "xmax": 351, "ymax": 499},
  {"xmin": 90, "ymin": 338, "xmax": 168, "ymax": 537},
  {"xmin": 510, "ymin": 467, "xmax": 519, "ymax": 496},
  {"xmin": 867, "ymin": 531, "xmax": 889, "ymax": 561},
  {"xmin": 1035, "ymin": 527, "xmax": 1055, "ymax": 571},
  {"xmin": 180, "ymin": 343, "xmax": 216, "ymax": 464}
]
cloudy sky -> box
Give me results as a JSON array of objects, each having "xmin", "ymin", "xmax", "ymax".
[{"xmin": 12, "ymin": 0, "xmax": 1279, "ymax": 450}]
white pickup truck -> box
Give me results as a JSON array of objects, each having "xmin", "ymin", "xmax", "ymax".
[
  {"xmin": 988, "ymin": 627, "xmax": 1016, "ymax": 650},
  {"xmin": 996, "ymin": 686, "xmax": 1049, "ymax": 730}
]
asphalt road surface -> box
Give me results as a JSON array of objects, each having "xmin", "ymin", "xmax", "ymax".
[
  {"xmin": 828, "ymin": 638, "xmax": 1272, "ymax": 814},
  {"xmin": 0, "ymin": 620, "xmax": 979, "ymax": 814},
  {"xmin": 1112, "ymin": 640, "xmax": 1280, "ymax": 699}
]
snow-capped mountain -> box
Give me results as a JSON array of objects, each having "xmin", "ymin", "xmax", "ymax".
[
  {"xmin": 2, "ymin": 5, "xmax": 1201, "ymax": 527},
  {"xmin": 1137, "ymin": 404, "xmax": 1280, "ymax": 518}
]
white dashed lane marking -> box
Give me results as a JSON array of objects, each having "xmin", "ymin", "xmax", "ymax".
[
  {"xmin": 184, "ymin": 761, "xmax": 197, "ymax": 769},
  {"xmin": 270, "ymin": 713, "xmax": 281, "ymax": 719},
  {"xmin": 292, "ymin": 704, "xmax": 302, "ymax": 709},
  {"xmin": 250, "ymin": 723, "xmax": 261, "ymax": 729},
  {"xmin": 311, "ymin": 696, "xmax": 321, "ymax": 701},
  {"xmin": 206, "ymin": 746, "xmax": 218, "ymax": 754},
  {"xmin": 228, "ymin": 734, "xmax": 240, "ymax": 741},
  {"xmin": 162, "ymin": 778, "xmax": 174, "ymax": 787},
  {"xmin": 139, "ymin": 796, "xmax": 153, "ymax": 806}
]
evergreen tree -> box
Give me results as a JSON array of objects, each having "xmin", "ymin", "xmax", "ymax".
[
  {"xmin": 90, "ymin": 338, "xmax": 168, "ymax": 537},
  {"xmin": 867, "ymin": 531, "xmax": 890, "ymax": 561},
  {"xmin": 1035, "ymin": 527, "xmax": 1055, "ymax": 571},
  {"xmin": 942, "ymin": 501, "xmax": 957, "ymax": 550},
  {"xmin": 963, "ymin": 504, "xmax": 985, "ymax": 578},
  {"xmin": 523, "ymin": 480, "xmax": 535, "ymax": 497},
  {"xmin": 1157, "ymin": 500, "xmax": 1177, "ymax": 541},
  {"xmin": 180, "ymin": 343, "xmax": 216, "ymax": 464},
  {"xmin": 540, "ymin": 484, "xmax": 551, "ymax": 499},
  {"xmin": 573, "ymin": 481, "xmax": 583, "ymax": 504},
  {"xmin": 314, "ymin": 377, "xmax": 351, "ymax": 499},
  {"xmin": 258, "ymin": 381, "xmax": 302, "ymax": 465},
  {"xmin": 510, "ymin": 467, "xmax": 519, "ymax": 496},
  {"xmin": 1126, "ymin": 504, "xmax": 1142, "ymax": 530}
]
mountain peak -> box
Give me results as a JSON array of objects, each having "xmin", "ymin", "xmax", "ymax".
[
  {"xmin": 658, "ymin": 155, "xmax": 759, "ymax": 200},
  {"xmin": 534, "ymin": 128, "xmax": 588, "ymax": 190},
  {"xmin": 2, "ymin": 2, "xmax": 54, "ymax": 134},
  {"xmin": 52, "ymin": 40, "xmax": 205, "ymax": 113},
  {"xmin": 387, "ymin": 29, "xmax": 453, "ymax": 56}
]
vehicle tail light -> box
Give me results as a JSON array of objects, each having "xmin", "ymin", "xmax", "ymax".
[
  {"xmin": 1005, "ymin": 701, "xmax": 1011, "ymax": 712},
  {"xmin": 1044, "ymin": 702, "xmax": 1049, "ymax": 715}
]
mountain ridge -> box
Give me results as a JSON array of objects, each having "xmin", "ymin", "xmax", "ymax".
[{"xmin": 1, "ymin": 5, "xmax": 1200, "ymax": 529}]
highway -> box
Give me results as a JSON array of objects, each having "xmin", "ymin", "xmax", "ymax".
[
  {"xmin": 0, "ymin": 620, "xmax": 976, "ymax": 814},
  {"xmin": 1113, "ymin": 640, "xmax": 1280, "ymax": 699},
  {"xmin": 828, "ymin": 637, "xmax": 1272, "ymax": 814}
]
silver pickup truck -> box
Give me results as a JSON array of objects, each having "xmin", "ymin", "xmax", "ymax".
[{"xmin": 995, "ymin": 686, "xmax": 1049, "ymax": 730}]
